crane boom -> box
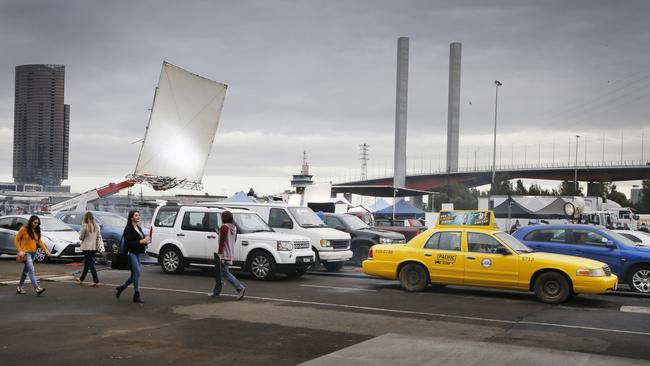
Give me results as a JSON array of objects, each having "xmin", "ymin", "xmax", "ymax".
[{"xmin": 49, "ymin": 180, "xmax": 136, "ymax": 213}]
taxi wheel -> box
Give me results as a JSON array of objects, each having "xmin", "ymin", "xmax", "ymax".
[
  {"xmin": 399, "ymin": 263, "xmax": 428, "ymax": 292},
  {"xmin": 534, "ymin": 272, "xmax": 570, "ymax": 304},
  {"xmin": 627, "ymin": 266, "xmax": 650, "ymax": 293}
]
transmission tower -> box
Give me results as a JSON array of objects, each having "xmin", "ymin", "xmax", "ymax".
[{"xmin": 359, "ymin": 143, "xmax": 370, "ymax": 180}]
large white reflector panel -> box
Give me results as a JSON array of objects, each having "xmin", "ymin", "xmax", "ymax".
[{"xmin": 134, "ymin": 62, "xmax": 227, "ymax": 188}]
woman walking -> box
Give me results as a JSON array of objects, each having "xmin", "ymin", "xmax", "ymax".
[
  {"xmin": 77, "ymin": 212, "xmax": 104, "ymax": 286},
  {"xmin": 210, "ymin": 211, "xmax": 245, "ymax": 299},
  {"xmin": 14, "ymin": 215, "xmax": 48, "ymax": 295},
  {"xmin": 115, "ymin": 210, "xmax": 149, "ymax": 303}
]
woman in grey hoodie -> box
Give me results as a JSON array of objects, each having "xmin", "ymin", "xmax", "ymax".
[{"xmin": 210, "ymin": 211, "xmax": 245, "ymax": 299}]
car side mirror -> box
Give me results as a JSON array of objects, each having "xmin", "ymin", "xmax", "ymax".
[
  {"xmin": 606, "ymin": 240, "xmax": 617, "ymax": 249},
  {"xmin": 496, "ymin": 247, "xmax": 511, "ymax": 255}
]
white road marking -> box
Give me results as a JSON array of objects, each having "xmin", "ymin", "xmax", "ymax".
[
  {"xmin": 620, "ymin": 306, "xmax": 650, "ymax": 315},
  {"xmin": 36, "ymin": 278, "xmax": 650, "ymax": 337},
  {"xmin": 299, "ymin": 284, "xmax": 377, "ymax": 292}
]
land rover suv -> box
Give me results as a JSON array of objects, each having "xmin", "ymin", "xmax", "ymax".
[{"xmin": 147, "ymin": 204, "xmax": 315, "ymax": 280}]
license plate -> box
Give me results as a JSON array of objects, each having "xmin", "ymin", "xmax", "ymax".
[
  {"xmin": 297, "ymin": 256, "xmax": 312, "ymax": 263},
  {"xmin": 74, "ymin": 247, "xmax": 82, "ymax": 253}
]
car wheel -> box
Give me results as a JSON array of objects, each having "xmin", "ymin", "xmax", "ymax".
[
  {"xmin": 323, "ymin": 261, "xmax": 344, "ymax": 272},
  {"xmin": 534, "ymin": 272, "xmax": 570, "ymax": 304},
  {"xmin": 352, "ymin": 245, "xmax": 370, "ymax": 266},
  {"xmin": 160, "ymin": 246, "xmax": 185, "ymax": 274},
  {"xmin": 248, "ymin": 251, "xmax": 276, "ymax": 281},
  {"xmin": 627, "ymin": 266, "xmax": 650, "ymax": 293},
  {"xmin": 34, "ymin": 247, "xmax": 48, "ymax": 263},
  {"xmin": 398, "ymin": 263, "xmax": 428, "ymax": 292}
]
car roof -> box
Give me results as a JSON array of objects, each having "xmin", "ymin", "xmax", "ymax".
[{"xmin": 516, "ymin": 224, "xmax": 606, "ymax": 232}]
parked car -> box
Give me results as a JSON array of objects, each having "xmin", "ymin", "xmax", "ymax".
[
  {"xmin": 56, "ymin": 210, "xmax": 127, "ymax": 259},
  {"xmin": 373, "ymin": 218, "xmax": 428, "ymax": 241},
  {"xmin": 0, "ymin": 215, "xmax": 82, "ymax": 262},
  {"xmin": 323, "ymin": 213, "xmax": 405, "ymax": 265},
  {"xmin": 147, "ymin": 204, "xmax": 315, "ymax": 280},
  {"xmin": 514, "ymin": 224, "xmax": 650, "ymax": 293},
  {"xmin": 613, "ymin": 230, "xmax": 650, "ymax": 247},
  {"xmin": 213, "ymin": 202, "xmax": 352, "ymax": 272},
  {"xmin": 364, "ymin": 211, "xmax": 617, "ymax": 304}
]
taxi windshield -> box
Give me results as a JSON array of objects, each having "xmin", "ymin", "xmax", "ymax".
[{"xmin": 494, "ymin": 232, "xmax": 533, "ymax": 253}]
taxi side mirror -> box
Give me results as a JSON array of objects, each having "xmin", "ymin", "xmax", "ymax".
[{"xmin": 495, "ymin": 247, "xmax": 511, "ymax": 255}]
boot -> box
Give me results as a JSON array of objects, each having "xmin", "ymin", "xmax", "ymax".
[
  {"xmin": 133, "ymin": 291, "xmax": 144, "ymax": 303},
  {"xmin": 115, "ymin": 286, "xmax": 125, "ymax": 299}
]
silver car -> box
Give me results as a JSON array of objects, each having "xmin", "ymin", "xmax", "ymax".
[{"xmin": 0, "ymin": 215, "xmax": 83, "ymax": 262}]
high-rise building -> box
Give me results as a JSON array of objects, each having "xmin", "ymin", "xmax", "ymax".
[{"xmin": 13, "ymin": 64, "xmax": 69, "ymax": 186}]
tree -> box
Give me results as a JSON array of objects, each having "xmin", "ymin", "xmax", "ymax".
[
  {"xmin": 490, "ymin": 180, "xmax": 513, "ymax": 195},
  {"xmin": 515, "ymin": 180, "xmax": 528, "ymax": 195},
  {"xmin": 634, "ymin": 180, "xmax": 650, "ymax": 213},
  {"xmin": 435, "ymin": 183, "xmax": 480, "ymax": 211},
  {"xmin": 607, "ymin": 184, "xmax": 629, "ymax": 207},
  {"xmin": 558, "ymin": 181, "xmax": 583, "ymax": 196}
]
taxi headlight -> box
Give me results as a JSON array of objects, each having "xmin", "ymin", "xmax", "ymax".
[
  {"xmin": 319, "ymin": 239, "xmax": 331, "ymax": 247},
  {"xmin": 378, "ymin": 238, "xmax": 393, "ymax": 244},
  {"xmin": 277, "ymin": 241, "xmax": 293, "ymax": 251},
  {"xmin": 576, "ymin": 268, "xmax": 605, "ymax": 277}
]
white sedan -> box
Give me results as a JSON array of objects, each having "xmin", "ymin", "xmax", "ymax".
[{"xmin": 614, "ymin": 230, "xmax": 650, "ymax": 247}]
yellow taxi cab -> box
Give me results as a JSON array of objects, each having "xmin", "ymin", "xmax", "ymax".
[{"xmin": 362, "ymin": 210, "xmax": 618, "ymax": 304}]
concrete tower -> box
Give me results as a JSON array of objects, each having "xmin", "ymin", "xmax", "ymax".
[
  {"xmin": 446, "ymin": 42, "xmax": 462, "ymax": 173},
  {"xmin": 394, "ymin": 37, "xmax": 409, "ymax": 188},
  {"xmin": 13, "ymin": 64, "xmax": 69, "ymax": 187}
]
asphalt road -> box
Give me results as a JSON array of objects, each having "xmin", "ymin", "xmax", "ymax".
[{"xmin": 1, "ymin": 258, "xmax": 650, "ymax": 365}]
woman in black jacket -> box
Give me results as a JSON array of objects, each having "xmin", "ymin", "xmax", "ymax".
[{"xmin": 115, "ymin": 210, "xmax": 150, "ymax": 303}]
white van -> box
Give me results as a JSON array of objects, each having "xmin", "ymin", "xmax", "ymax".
[
  {"xmin": 147, "ymin": 204, "xmax": 315, "ymax": 280},
  {"xmin": 213, "ymin": 202, "xmax": 352, "ymax": 271}
]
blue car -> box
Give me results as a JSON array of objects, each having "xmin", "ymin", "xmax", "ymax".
[
  {"xmin": 513, "ymin": 224, "xmax": 650, "ymax": 293},
  {"xmin": 55, "ymin": 211, "xmax": 127, "ymax": 257}
]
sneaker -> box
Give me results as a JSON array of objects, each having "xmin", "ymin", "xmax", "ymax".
[
  {"xmin": 91, "ymin": 282, "xmax": 99, "ymax": 287},
  {"xmin": 16, "ymin": 286, "xmax": 26, "ymax": 295},
  {"xmin": 207, "ymin": 292, "xmax": 220, "ymax": 298},
  {"xmin": 35, "ymin": 287, "xmax": 46, "ymax": 296},
  {"xmin": 76, "ymin": 278, "xmax": 82, "ymax": 285},
  {"xmin": 237, "ymin": 287, "xmax": 246, "ymax": 300}
]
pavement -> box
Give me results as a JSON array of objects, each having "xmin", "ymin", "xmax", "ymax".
[
  {"xmin": 301, "ymin": 333, "xmax": 650, "ymax": 366},
  {"xmin": 2, "ymin": 257, "xmax": 650, "ymax": 365}
]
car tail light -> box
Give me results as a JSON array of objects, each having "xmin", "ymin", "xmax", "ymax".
[
  {"xmin": 368, "ymin": 247, "xmax": 373, "ymax": 259},
  {"xmin": 149, "ymin": 226, "xmax": 153, "ymax": 240}
]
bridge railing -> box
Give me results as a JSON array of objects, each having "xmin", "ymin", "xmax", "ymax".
[{"xmin": 333, "ymin": 160, "xmax": 650, "ymax": 184}]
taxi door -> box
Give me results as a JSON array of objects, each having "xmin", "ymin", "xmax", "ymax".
[
  {"xmin": 420, "ymin": 231, "xmax": 464, "ymax": 285},
  {"xmin": 463, "ymin": 232, "xmax": 519, "ymax": 288}
]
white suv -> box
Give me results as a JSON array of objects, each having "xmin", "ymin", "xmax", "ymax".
[{"xmin": 147, "ymin": 204, "xmax": 315, "ymax": 280}]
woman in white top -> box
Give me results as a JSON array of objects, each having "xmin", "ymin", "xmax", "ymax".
[{"xmin": 77, "ymin": 212, "xmax": 104, "ymax": 286}]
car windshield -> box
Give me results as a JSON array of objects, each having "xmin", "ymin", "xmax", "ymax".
[
  {"xmin": 40, "ymin": 217, "xmax": 74, "ymax": 232},
  {"xmin": 95, "ymin": 214, "xmax": 127, "ymax": 228},
  {"xmin": 602, "ymin": 228, "xmax": 637, "ymax": 247},
  {"xmin": 494, "ymin": 232, "xmax": 533, "ymax": 253},
  {"xmin": 233, "ymin": 212, "xmax": 273, "ymax": 234},
  {"xmin": 339, "ymin": 215, "xmax": 370, "ymax": 230},
  {"xmin": 288, "ymin": 207, "xmax": 326, "ymax": 227}
]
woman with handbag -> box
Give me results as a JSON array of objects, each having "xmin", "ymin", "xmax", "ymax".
[
  {"xmin": 115, "ymin": 210, "xmax": 150, "ymax": 303},
  {"xmin": 76, "ymin": 212, "xmax": 105, "ymax": 286},
  {"xmin": 14, "ymin": 215, "xmax": 48, "ymax": 295}
]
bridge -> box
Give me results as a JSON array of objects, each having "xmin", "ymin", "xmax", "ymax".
[{"xmin": 333, "ymin": 160, "xmax": 650, "ymax": 193}]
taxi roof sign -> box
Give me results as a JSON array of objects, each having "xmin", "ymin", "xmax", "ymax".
[{"xmin": 436, "ymin": 210, "xmax": 497, "ymax": 229}]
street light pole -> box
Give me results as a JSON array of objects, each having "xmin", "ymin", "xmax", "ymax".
[
  {"xmin": 575, "ymin": 135, "xmax": 580, "ymax": 193},
  {"xmin": 491, "ymin": 80, "xmax": 502, "ymax": 189}
]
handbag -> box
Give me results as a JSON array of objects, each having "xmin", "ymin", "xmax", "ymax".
[
  {"xmin": 97, "ymin": 231, "xmax": 105, "ymax": 253},
  {"xmin": 110, "ymin": 235, "xmax": 131, "ymax": 270},
  {"xmin": 16, "ymin": 252, "xmax": 26, "ymax": 263}
]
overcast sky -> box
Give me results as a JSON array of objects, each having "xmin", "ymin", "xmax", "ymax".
[{"xmin": 0, "ymin": 0, "xmax": 649, "ymax": 197}]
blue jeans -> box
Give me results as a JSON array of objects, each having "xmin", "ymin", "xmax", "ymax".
[
  {"xmin": 80, "ymin": 250, "xmax": 98, "ymax": 283},
  {"xmin": 119, "ymin": 253, "xmax": 142, "ymax": 292},
  {"xmin": 19, "ymin": 252, "xmax": 39, "ymax": 289},
  {"xmin": 213, "ymin": 253, "xmax": 244, "ymax": 295}
]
